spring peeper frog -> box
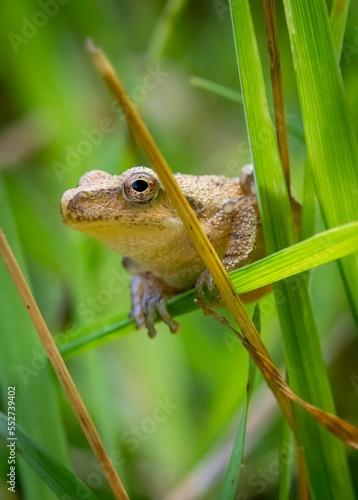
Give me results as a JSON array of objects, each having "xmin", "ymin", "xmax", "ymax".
[{"xmin": 61, "ymin": 165, "xmax": 267, "ymax": 337}]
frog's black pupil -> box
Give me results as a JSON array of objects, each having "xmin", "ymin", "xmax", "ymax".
[{"xmin": 132, "ymin": 179, "xmax": 148, "ymax": 192}]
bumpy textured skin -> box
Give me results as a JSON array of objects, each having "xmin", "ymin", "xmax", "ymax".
[{"xmin": 61, "ymin": 166, "xmax": 261, "ymax": 336}]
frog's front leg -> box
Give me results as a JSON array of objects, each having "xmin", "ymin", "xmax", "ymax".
[
  {"xmin": 196, "ymin": 201, "xmax": 258, "ymax": 300},
  {"xmin": 123, "ymin": 258, "xmax": 179, "ymax": 338}
]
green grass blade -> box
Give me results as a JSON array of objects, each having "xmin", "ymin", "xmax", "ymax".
[
  {"xmin": 57, "ymin": 222, "xmax": 358, "ymax": 358},
  {"xmin": 230, "ymin": 222, "xmax": 358, "ymax": 292},
  {"xmin": 190, "ymin": 76, "xmax": 244, "ymax": 105},
  {"xmin": 0, "ymin": 412, "xmax": 99, "ymax": 499},
  {"xmin": 282, "ymin": 0, "xmax": 358, "ymax": 323},
  {"xmin": 145, "ymin": 0, "xmax": 188, "ymax": 64},
  {"xmin": 57, "ymin": 316, "xmax": 134, "ymax": 358},
  {"xmin": 229, "ymin": 1, "xmax": 354, "ymax": 498},
  {"xmin": 218, "ymin": 305, "xmax": 260, "ymax": 499},
  {"xmin": 300, "ymin": 0, "xmax": 349, "ymax": 241}
]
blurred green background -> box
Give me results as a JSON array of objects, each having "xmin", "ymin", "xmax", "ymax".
[{"xmin": 0, "ymin": 1, "xmax": 357, "ymax": 498}]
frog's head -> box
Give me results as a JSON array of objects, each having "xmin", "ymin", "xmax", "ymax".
[
  {"xmin": 61, "ymin": 167, "xmax": 162, "ymax": 222},
  {"xmin": 61, "ymin": 167, "xmax": 178, "ymax": 253}
]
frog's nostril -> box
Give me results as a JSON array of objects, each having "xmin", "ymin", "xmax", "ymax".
[{"xmin": 67, "ymin": 191, "xmax": 87, "ymax": 210}]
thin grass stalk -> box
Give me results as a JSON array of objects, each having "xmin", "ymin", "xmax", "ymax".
[
  {"xmin": 0, "ymin": 228, "xmax": 129, "ymax": 500},
  {"xmin": 145, "ymin": 0, "xmax": 188, "ymax": 65},
  {"xmin": 263, "ymin": 0, "xmax": 290, "ymax": 191}
]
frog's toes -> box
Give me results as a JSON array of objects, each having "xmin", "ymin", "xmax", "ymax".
[
  {"xmin": 144, "ymin": 294, "xmax": 179, "ymax": 338},
  {"xmin": 197, "ymin": 269, "xmax": 213, "ymax": 294},
  {"xmin": 129, "ymin": 309, "xmax": 145, "ymax": 330},
  {"xmin": 129, "ymin": 273, "xmax": 179, "ymax": 338},
  {"xmin": 143, "ymin": 296, "xmax": 158, "ymax": 338},
  {"xmin": 196, "ymin": 269, "xmax": 222, "ymax": 304}
]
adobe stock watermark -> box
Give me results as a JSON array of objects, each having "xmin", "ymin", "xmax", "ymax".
[
  {"xmin": 53, "ymin": 65, "xmax": 170, "ymax": 182},
  {"xmin": 350, "ymin": 374, "xmax": 358, "ymax": 395},
  {"xmin": 237, "ymin": 440, "xmax": 304, "ymax": 499},
  {"xmin": 211, "ymin": 110, "xmax": 298, "ymax": 178},
  {"xmin": 74, "ymin": 397, "xmax": 179, "ymax": 499},
  {"xmin": 342, "ymin": 27, "xmax": 358, "ymax": 63},
  {"xmin": 76, "ymin": 268, "xmax": 131, "ymax": 323},
  {"xmin": 7, "ymin": 0, "xmax": 70, "ymax": 54},
  {"xmin": 212, "ymin": 0, "xmax": 243, "ymax": 21},
  {"xmin": 17, "ymin": 267, "xmax": 131, "ymax": 385},
  {"xmin": 120, "ymin": 397, "xmax": 179, "ymax": 452}
]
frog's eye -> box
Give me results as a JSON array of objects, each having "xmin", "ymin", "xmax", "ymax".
[{"xmin": 123, "ymin": 173, "xmax": 159, "ymax": 203}]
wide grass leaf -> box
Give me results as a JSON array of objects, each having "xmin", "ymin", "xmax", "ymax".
[{"xmin": 282, "ymin": 0, "xmax": 358, "ymax": 322}]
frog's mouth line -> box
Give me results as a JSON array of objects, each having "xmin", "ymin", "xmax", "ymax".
[{"xmin": 61, "ymin": 207, "xmax": 167, "ymax": 231}]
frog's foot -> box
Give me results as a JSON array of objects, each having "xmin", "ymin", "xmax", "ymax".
[
  {"xmin": 196, "ymin": 269, "xmax": 223, "ymax": 305},
  {"xmin": 130, "ymin": 273, "xmax": 179, "ymax": 338}
]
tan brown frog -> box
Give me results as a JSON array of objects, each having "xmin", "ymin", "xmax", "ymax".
[{"xmin": 61, "ymin": 165, "xmax": 267, "ymax": 337}]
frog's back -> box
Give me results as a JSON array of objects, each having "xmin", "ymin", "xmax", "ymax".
[{"xmin": 174, "ymin": 173, "xmax": 244, "ymax": 219}]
